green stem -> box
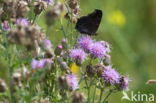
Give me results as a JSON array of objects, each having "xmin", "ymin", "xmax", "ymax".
[
  {"xmin": 60, "ymin": 24, "xmax": 67, "ymax": 39},
  {"xmin": 84, "ymin": 78, "xmax": 90, "ymax": 103},
  {"xmin": 92, "ymin": 85, "xmax": 96, "ymax": 103},
  {"xmin": 32, "ymin": 15, "xmax": 37, "ymax": 24},
  {"xmin": 73, "ymin": 32, "xmax": 79, "ymax": 48},
  {"xmin": 87, "ymin": 86, "xmax": 91, "ymax": 103},
  {"xmin": 99, "ymin": 88, "xmax": 104, "ymax": 103},
  {"xmin": 6, "ymin": 44, "xmax": 15, "ymax": 102},
  {"xmin": 103, "ymin": 90, "xmax": 113, "ymax": 102}
]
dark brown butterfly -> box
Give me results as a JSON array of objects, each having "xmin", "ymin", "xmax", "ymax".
[{"xmin": 75, "ymin": 9, "xmax": 102, "ymax": 35}]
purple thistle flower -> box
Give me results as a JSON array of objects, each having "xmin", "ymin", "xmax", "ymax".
[
  {"xmin": 102, "ymin": 65, "xmax": 120, "ymax": 85},
  {"xmin": 69, "ymin": 48, "xmax": 87, "ymax": 63},
  {"xmin": 77, "ymin": 36, "xmax": 93, "ymax": 52},
  {"xmin": 57, "ymin": 45, "xmax": 63, "ymax": 49},
  {"xmin": 100, "ymin": 41, "xmax": 111, "ymax": 53},
  {"xmin": 66, "ymin": 74, "xmax": 78, "ymax": 91},
  {"xmin": 43, "ymin": 39, "xmax": 52, "ymax": 49},
  {"xmin": 16, "ymin": 18, "xmax": 29, "ymax": 27},
  {"xmin": 31, "ymin": 59, "xmax": 45, "ymax": 69},
  {"xmin": 45, "ymin": 58, "xmax": 53, "ymax": 64},
  {"xmin": 118, "ymin": 76, "xmax": 130, "ymax": 91},
  {"xmin": 43, "ymin": 0, "xmax": 53, "ymax": 5},
  {"xmin": 31, "ymin": 59, "xmax": 52, "ymax": 69},
  {"xmin": 1, "ymin": 21, "xmax": 10, "ymax": 31},
  {"xmin": 62, "ymin": 38, "xmax": 67, "ymax": 43},
  {"xmin": 90, "ymin": 42, "xmax": 107, "ymax": 59}
]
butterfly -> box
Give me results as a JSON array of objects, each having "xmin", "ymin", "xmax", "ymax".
[{"xmin": 75, "ymin": 9, "xmax": 102, "ymax": 36}]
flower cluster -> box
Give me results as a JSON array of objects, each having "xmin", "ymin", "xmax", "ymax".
[
  {"xmin": 7, "ymin": 25, "xmax": 45, "ymax": 49},
  {"xmin": 66, "ymin": 0, "xmax": 80, "ymax": 23},
  {"xmin": 69, "ymin": 36, "xmax": 111, "ymax": 63},
  {"xmin": 1, "ymin": 0, "xmax": 29, "ymax": 21},
  {"xmin": 0, "ymin": 0, "xmax": 130, "ymax": 103},
  {"xmin": 68, "ymin": 35, "xmax": 130, "ymax": 92}
]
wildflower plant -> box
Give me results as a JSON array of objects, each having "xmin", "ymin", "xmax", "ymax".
[{"xmin": 0, "ymin": 0, "xmax": 130, "ymax": 103}]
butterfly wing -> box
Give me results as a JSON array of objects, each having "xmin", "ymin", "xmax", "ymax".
[{"xmin": 75, "ymin": 9, "xmax": 102, "ymax": 35}]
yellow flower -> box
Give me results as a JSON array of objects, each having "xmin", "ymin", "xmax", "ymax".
[
  {"xmin": 70, "ymin": 63, "xmax": 80, "ymax": 74},
  {"xmin": 107, "ymin": 10, "xmax": 126, "ymax": 27}
]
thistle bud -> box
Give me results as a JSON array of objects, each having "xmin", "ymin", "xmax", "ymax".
[
  {"xmin": 40, "ymin": 98, "xmax": 50, "ymax": 103},
  {"xmin": 103, "ymin": 55, "xmax": 111, "ymax": 66},
  {"xmin": 34, "ymin": 0, "xmax": 47, "ymax": 15},
  {"xmin": 0, "ymin": 79, "xmax": 7, "ymax": 92},
  {"xmin": 21, "ymin": 65, "xmax": 30, "ymax": 80},
  {"xmin": 45, "ymin": 2, "xmax": 64, "ymax": 25},
  {"xmin": 67, "ymin": 0, "xmax": 80, "ymax": 23},
  {"xmin": 24, "ymin": 0, "xmax": 32, "ymax": 4},
  {"xmin": 58, "ymin": 76, "xmax": 68, "ymax": 90},
  {"xmin": 72, "ymin": 92, "xmax": 85, "ymax": 103},
  {"xmin": 12, "ymin": 72, "xmax": 22, "ymax": 88},
  {"xmin": 16, "ymin": 0, "xmax": 30, "ymax": 18},
  {"xmin": 54, "ymin": 45, "xmax": 63, "ymax": 56},
  {"xmin": 86, "ymin": 65, "xmax": 96, "ymax": 77},
  {"xmin": 57, "ymin": 57, "xmax": 70, "ymax": 73},
  {"xmin": 61, "ymin": 39, "xmax": 68, "ymax": 50},
  {"xmin": 68, "ymin": 0, "xmax": 78, "ymax": 9},
  {"xmin": 1, "ymin": 1, "xmax": 16, "ymax": 20},
  {"xmin": 1, "ymin": 20, "xmax": 10, "ymax": 31},
  {"xmin": 94, "ymin": 64, "xmax": 105, "ymax": 77}
]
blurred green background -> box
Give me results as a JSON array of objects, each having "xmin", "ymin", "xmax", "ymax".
[{"xmin": 1, "ymin": 0, "xmax": 156, "ymax": 102}]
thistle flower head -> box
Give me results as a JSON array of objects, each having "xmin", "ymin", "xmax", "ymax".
[
  {"xmin": 54, "ymin": 45, "xmax": 63, "ymax": 55},
  {"xmin": 0, "ymin": 79, "xmax": 7, "ymax": 92},
  {"xmin": 1, "ymin": 20, "xmax": 10, "ymax": 31},
  {"xmin": 100, "ymin": 41, "xmax": 111, "ymax": 53},
  {"xmin": 117, "ymin": 76, "xmax": 130, "ymax": 91},
  {"xmin": 12, "ymin": 72, "xmax": 22, "ymax": 87},
  {"xmin": 16, "ymin": 18, "xmax": 29, "ymax": 27},
  {"xmin": 42, "ymin": 39, "xmax": 52, "ymax": 49},
  {"xmin": 34, "ymin": 0, "xmax": 47, "ymax": 15},
  {"xmin": 45, "ymin": 2, "xmax": 64, "ymax": 25},
  {"xmin": 31, "ymin": 58, "xmax": 52, "ymax": 70},
  {"xmin": 77, "ymin": 36, "xmax": 93, "ymax": 52},
  {"xmin": 102, "ymin": 65, "xmax": 120, "ymax": 85},
  {"xmin": 16, "ymin": 0, "xmax": 30, "ymax": 18},
  {"xmin": 62, "ymin": 38, "xmax": 68, "ymax": 49},
  {"xmin": 90, "ymin": 42, "xmax": 107, "ymax": 59},
  {"xmin": 72, "ymin": 92, "xmax": 85, "ymax": 103},
  {"xmin": 66, "ymin": 74, "xmax": 78, "ymax": 91},
  {"xmin": 67, "ymin": 0, "xmax": 80, "ymax": 22},
  {"xmin": 69, "ymin": 48, "xmax": 86, "ymax": 63}
]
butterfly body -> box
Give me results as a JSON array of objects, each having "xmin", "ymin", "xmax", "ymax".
[{"xmin": 75, "ymin": 9, "xmax": 102, "ymax": 35}]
